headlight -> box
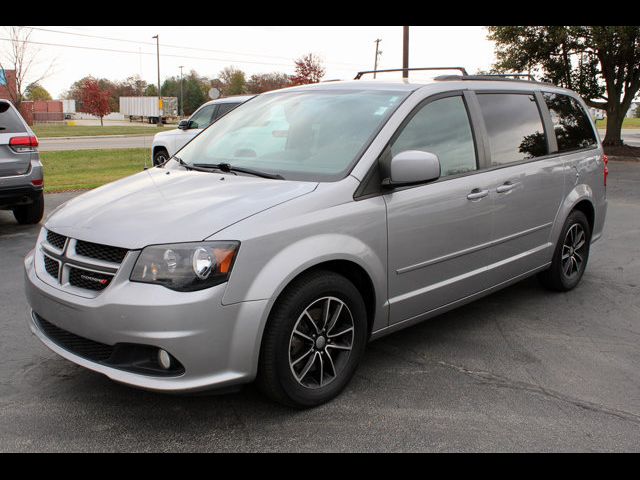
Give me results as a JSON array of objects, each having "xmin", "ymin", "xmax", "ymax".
[{"xmin": 130, "ymin": 241, "xmax": 239, "ymax": 292}]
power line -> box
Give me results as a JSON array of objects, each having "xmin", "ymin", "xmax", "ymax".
[
  {"xmin": 25, "ymin": 26, "xmax": 363, "ymax": 69},
  {"xmin": 0, "ymin": 37, "xmax": 296, "ymax": 69}
]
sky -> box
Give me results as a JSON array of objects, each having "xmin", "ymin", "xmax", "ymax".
[{"xmin": 0, "ymin": 26, "xmax": 498, "ymax": 99}]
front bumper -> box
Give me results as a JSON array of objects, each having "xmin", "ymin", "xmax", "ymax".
[{"xmin": 24, "ymin": 249, "xmax": 269, "ymax": 392}]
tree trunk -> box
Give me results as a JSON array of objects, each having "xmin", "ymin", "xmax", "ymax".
[
  {"xmin": 602, "ymin": 108, "xmax": 625, "ymax": 146},
  {"xmin": 100, "ymin": 116, "xmax": 103, "ymax": 127}
]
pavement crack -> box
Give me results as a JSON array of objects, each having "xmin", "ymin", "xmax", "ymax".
[{"xmin": 438, "ymin": 360, "xmax": 640, "ymax": 425}]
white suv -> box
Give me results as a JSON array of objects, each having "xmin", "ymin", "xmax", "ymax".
[{"xmin": 151, "ymin": 95, "xmax": 253, "ymax": 165}]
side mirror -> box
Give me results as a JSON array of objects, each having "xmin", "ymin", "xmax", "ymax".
[
  {"xmin": 178, "ymin": 119, "xmax": 190, "ymax": 130},
  {"xmin": 385, "ymin": 150, "xmax": 441, "ymax": 187}
]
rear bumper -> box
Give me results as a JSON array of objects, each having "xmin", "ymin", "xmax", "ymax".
[
  {"xmin": 0, "ymin": 185, "xmax": 42, "ymax": 208},
  {"xmin": 0, "ymin": 160, "xmax": 43, "ymax": 208}
]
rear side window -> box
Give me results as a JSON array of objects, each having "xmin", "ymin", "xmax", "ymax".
[
  {"xmin": 0, "ymin": 102, "xmax": 27, "ymax": 134},
  {"xmin": 543, "ymin": 92, "xmax": 597, "ymax": 152},
  {"xmin": 391, "ymin": 95, "xmax": 477, "ymax": 177},
  {"xmin": 477, "ymin": 93, "xmax": 547, "ymax": 166},
  {"xmin": 215, "ymin": 102, "xmax": 239, "ymax": 119}
]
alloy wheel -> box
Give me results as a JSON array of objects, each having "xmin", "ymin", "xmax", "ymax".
[
  {"xmin": 561, "ymin": 223, "xmax": 587, "ymax": 278},
  {"xmin": 288, "ymin": 296, "xmax": 354, "ymax": 389}
]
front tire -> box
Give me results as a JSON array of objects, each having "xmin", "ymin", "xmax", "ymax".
[
  {"xmin": 257, "ymin": 270, "xmax": 368, "ymax": 408},
  {"xmin": 538, "ymin": 210, "xmax": 591, "ymax": 291},
  {"xmin": 13, "ymin": 191, "xmax": 44, "ymax": 225},
  {"xmin": 153, "ymin": 148, "xmax": 169, "ymax": 166}
]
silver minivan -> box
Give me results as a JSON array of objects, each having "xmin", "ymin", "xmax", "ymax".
[{"xmin": 24, "ymin": 71, "xmax": 607, "ymax": 407}]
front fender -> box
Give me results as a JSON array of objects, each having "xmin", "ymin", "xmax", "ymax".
[
  {"xmin": 220, "ymin": 232, "xmax": 388, "ymax": 376},
  {"xmin": 151, "ymin": 138, "xmax": 172, "ymax": 158},
  {"xmin": 225, "ymin": 233, "xmax": 384, "ymax": 304}
]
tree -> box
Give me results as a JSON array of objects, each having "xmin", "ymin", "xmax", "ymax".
[
  {"xmin": 291, "ymin": 53, "xmax": 325, "ymax": 85},
  {"xmin": 246, "ymin": 72, "xmax": 292, "ymax": 93},
  {"xmin": 487, "ymin": 26, "xmax": 640, "ymax": 146},
  {"xmin": 0, "ymin": 26, "xmax": 54, "ymax": 108},
  {"xmin": 79, "ymin": 78, "xmax": 111, "ymax": 126},
  {"xmin": 161, "ymin": 71, "xmax": 209, "ymax": 115},
  {"xmin": 119, "ymin": 75, "xmax": 147, "ymax": 96},
  {"xmin": 63, "ymin": 76, "xmax": 119, "ymax": 112},
  {"xmin": 218, "ymin": 67, "xmax": 247, "ymax": 95},
  {"xmin": 144, "ymin": 84, "xmax": 158, "ymax": 96},
  {"xmin": 24, "ymin": 82, "xmax": 52, "ymax": 101}
]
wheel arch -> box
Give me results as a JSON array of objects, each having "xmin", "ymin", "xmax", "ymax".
[
  {"xmin": 271, "ymin": 259, "xmax": 378, "ymax": 337},
  {"xmin": 152, "ymin": 143, "xmax": 170, "ymax": 161},
  {"xmin": 551, "ymin": 184, "xmax": 595, "ymax": 247}
]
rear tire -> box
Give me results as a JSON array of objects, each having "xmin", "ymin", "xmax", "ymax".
[
  {"xmin": 538, "ymin": 210, "xmax": 591, "ymax": 292},
  {"xmin": 257, "ymin": 270, "xmax": 368, "ymax": 408},
  {"xmin": 153, "ymin": 148, "xmax": 169, "ymax": 166},
  {"xmin": 13, "ymin": 191, "xmax": 44, "ymax": 225}
]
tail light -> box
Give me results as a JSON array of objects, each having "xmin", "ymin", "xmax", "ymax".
[
  {"xmin": 603, "ymin": 154, "xmax": 608, "ymax": 187},
  {"xmin": 9, "ymin": 135, "xmax": 39, "ymax": 153}
]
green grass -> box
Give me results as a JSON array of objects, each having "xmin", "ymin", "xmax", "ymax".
[
  {"xmin": 596, "ymin": 117, "xmax": 640, "ymax": 129},
  {"xmin": 32, "ymin": 124, "xmax": 175, "ymax": 138},
  {"xmin": 40, "ymin": 148, "xmax": 149, "ymax": 193}
]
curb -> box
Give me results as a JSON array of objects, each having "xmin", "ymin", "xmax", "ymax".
[{"xmin": 39, "ymin": 134, "xmax": 157, "ymax": 140}]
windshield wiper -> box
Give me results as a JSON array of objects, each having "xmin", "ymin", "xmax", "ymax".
[
  {"xmin": 172, "ymin": 156, "xmax": 219, "ymax": 173},
  {"xmin": 193, "ymin": 162, "xmax": 284, "ymax": 180}
]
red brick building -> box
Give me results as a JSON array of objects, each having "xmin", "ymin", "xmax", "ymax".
[
  {"xmin": 0, "ymin": 69, "xmax": 62, "ymax": 124},
  {"xmin": 0, "ymin": 69, "xmax": 18, "ymax": 102}
]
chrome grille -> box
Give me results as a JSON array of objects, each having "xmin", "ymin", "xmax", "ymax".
[
  {"xmin": 46, "ymin": 230, "xmax": 67, "ymax": 249},
  {"xmin": 69, "ymin": 267, "xmax": 112, "ymax": 291},
  {"xmin": 75, "ymin": 240, "xmax": 128, "ymax": 264},
  {"xmin": 43, "ymin": 255, "xmax": 60, "ymax": 280},
  {"xmin": 39, "ymin": 232, "xmax": 129, "ymax": 294}
]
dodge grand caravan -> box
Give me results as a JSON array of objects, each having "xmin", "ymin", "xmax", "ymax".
[{"xmin": 24, "ymin": 69, "xmax": 607, "ymax": 407}]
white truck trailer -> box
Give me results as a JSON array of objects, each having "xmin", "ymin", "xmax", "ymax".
[{"xmin": 119, "ymin": 96, "xmax": 178, "ymax": 124}]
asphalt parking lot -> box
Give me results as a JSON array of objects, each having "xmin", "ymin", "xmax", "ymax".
[{"xmin": 1, "ymin": 161, "xmax": 639, "ymax": 452}]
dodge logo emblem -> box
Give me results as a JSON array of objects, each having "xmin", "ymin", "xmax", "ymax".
[{"xmin": 80, "ymin": 274, "xmax": 108, "ymax": 285}]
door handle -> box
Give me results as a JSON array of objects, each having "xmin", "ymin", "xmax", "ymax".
[
  {"xmin": 496, "ymin": 182, "xmax": 516, "ymax": 194},
  {"xmin": 467, "ymin": 189, "xmax": 489, "ymax": 200}
]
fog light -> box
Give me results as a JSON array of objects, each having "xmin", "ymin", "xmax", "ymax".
[{"xmin": 158, "ymin": 349, "xmax": 171, "ymax": 369}]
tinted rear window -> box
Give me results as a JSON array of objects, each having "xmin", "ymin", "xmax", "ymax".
[
  {"xmin": 0, "ymin": 101, "xmax": 27, "ymax": 134},
  {"xmin": 543, "ymin": 92, "xmax": 597, "ymax": 152},
  {"xmin": 215, "ymin": 102, "xmax": 239, "ymax": 119},
  {"xmin": 477, "ymin": 93, "xmax": 548, "ymax": 166}
]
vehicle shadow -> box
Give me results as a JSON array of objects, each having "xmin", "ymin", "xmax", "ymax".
[{"xmin": 17, "ymin": 275, "xmax": 548, "ymax": 440}]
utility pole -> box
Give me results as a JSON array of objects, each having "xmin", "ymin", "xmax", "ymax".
[
  {"xmin": 152, "ymin": 34, "xmax": 162, "ymax": 127},
  {"xmin": 402, "ymin": 26, "xmax": 409, "ymax": 79},
  {"xmin": 373, "ymin": 39, "xmax": 382, "ymax": 79},
  {"xmin": 178, "ymin": 65, "xmax": 184, "ymax": 117}
]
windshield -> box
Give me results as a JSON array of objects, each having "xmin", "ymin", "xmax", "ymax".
[{"xmin": 175, "ymin": 89, "xmax": 408, "ymax": 181}]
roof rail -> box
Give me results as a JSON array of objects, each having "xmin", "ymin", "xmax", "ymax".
[
  {"xmin": 474, "ymin": 73, "xmax": 536, "ymax": 81},
  {"xmin": 433, "ymin": 74, "xmax": 554, "ymax": 86},
  {"xmin": 354, "ymin": 67, "xmax": 469, "ymax": 80}
]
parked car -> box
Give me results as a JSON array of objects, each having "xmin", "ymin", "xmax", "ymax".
[
  {"xmin": 0, "ymin": 99, "xmax": 44, "ymax": 225},
  {"xmin": 151, "ymin": 95, "xmax": 253, "ymax": 166},
  {"xmin": 24, "ymin": 71, "xmax": 607, "ymax": 407}
]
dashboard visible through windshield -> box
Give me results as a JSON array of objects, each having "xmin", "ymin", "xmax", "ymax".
[{"xmin": 174, "ymin": 89, "xmax": 409, "ymax": 182}]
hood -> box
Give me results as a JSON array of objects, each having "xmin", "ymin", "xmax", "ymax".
[
  {"xmin": 154, "ymin": 128, "xmax": 188, "ymax": 140},
  {"xmin": 45, "ymin": 168, "xmax": 317, "ymax": 249}
]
